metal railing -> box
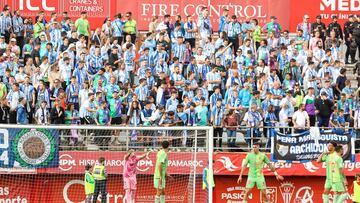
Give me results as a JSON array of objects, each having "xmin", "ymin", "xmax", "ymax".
[
  {"xmin": 212, "ymin": 126, "xmax": 359, "ymax": 152},
  {"xmin": 1, "ymin": 124, "xmax": 358, "ymax": 152}
]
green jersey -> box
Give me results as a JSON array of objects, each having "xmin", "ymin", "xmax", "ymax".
[
  {"xmin": 154, "ymin": 149, "xmax": 168, "ymax": 179},
  {"xmin": 243, "ymin": 152, "xmax": 270, "ymax": 179},
  {"xmin": 322, "ymin": 152, "xmax": 343, "ymax": 182},
  {"xmin": 75, "ymin": 18, "xmax": 90, "ymax": 36}
]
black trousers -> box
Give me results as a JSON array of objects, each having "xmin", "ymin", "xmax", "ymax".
[
  {"xmin": 9, "ymin": 110, "xmax": 16, "ymax": 124},
  {"xmin": 229, "ymin": 37, "xmax": 239, "ymax": 55},
  {"xmin": 185, "ymin": 38, "xmax": 196, "ymax": 48},
  {"xmin": 93, "ymin": 180, "xmax": 107, "ymax": 203},
  {"xmin": 345, "ymin": 44, "xmax": 356, "ymax": 63},
  {"xmin": 4, "ymin": 31, "xmax": 10, "ymax": 44},
  {"xmin": 16, "ymin": 36, "xmax": 24, "ymax": 56},
  {"xmin": 214, "ymin": 127, "xmax": 223, "ymax": 149}
]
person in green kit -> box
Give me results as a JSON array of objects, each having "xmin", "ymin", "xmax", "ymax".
[
  {"xmin": 75, "ymin": 12, "xmax": 91, "ymax": 44},
  {"xmin": 317, "ymin": 142, "xmax": 348, "ymax": 203},
  {"xmin": 84, "ymin": 164, "xmax": 95, "ymax": 203},
  {"xmin": 237, "ymin": 143, "xmax": 284, "ymax": 203},
  {"xmin": 334, "ymin": 145, "xmax": 349, "ymax": 203},
  {"xmin": 154, "ymin": 141, "xmax": 170, "ymax": 203}
]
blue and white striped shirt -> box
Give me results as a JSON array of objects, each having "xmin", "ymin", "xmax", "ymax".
[
  {"xmin": 66, "ymin": 84, "xmax": 79, "ymax": 104},
  {"xmin": 111, "ymin": 19, "xmax": 124, "ymax": 37},
  {"xmin": 172, "ymin": 43, "xmax": 186, "ymax": 62},
  {"xmin": 211, "ymin": 105, "xmax": 225, "ymax": 126},
  {"xmin": 134, "ymin": 85, "xmax": 149, "ymax": 101},
  {"xmin": 184, "ymin": 22, "xmax": 197, "ymax": 39},
  {"xmin": 226, "ymin": 22, "xmax": 241, "ymax": 38}
]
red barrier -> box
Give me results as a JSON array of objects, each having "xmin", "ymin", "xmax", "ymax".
[
  {"xmin": 37, "ymin": 151, "xmax": 208, "ymax": 175},
  {"xmin": 0, "ymin": 174, "xmax": 206, "ymax": 203},
  {"xmin": 214, "ymin": 152, "xmax": 360, "ymax": 176},
  {"xmin": 214, "ymin": 175, "xmax": 354, "ymax": 203},
  {"xmin": 33, "ymin": 151, "xmax": 360, "ymax": 176}
]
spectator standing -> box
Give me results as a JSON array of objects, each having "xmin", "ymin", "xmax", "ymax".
[
  {"xmin": 16, "ymin": 97, "xmax": 28, "ymax": 124},
  {"xmin": 123, "ymin": 12, "xmax": 137, "ymax": 44},
  {"xmin": 50, "ymin": 99, "xmax": 65, "ymax": 124},
  {"xmin": 198, "ymin": 7, "xmax": 212, "ymax": 46},
  {"xmin": 311, "ymin": 15, "xmax": 326, "ymax": 45},
  {"xmin": 303, "ymin": 87, "xmax": 316, "ymax": 126},
  {"xmin": 315, "ymin": 92, "xmax": 334, "ymax": 127},
  {"xmin": 211, "ymin": 98, "xmax": 225, "ymax": 150},
  {"xmin": 225, "ymin": 15, "xmax": 241, "ymax": 53},
  {"xmin": 218, "ymin": 8, "xmax": 228, "ymax": 34},
  {"xmin": 297, "ymin": 14, "xmax": 311, "ymax": 41},
  {"xmin": 224, "ymin": 109, "xmax": 238, "ymax": 151},
  {"xmin": 327, "ymin": 15, "xmax": 343, "ymax": 40},
  {"xmin": 12, "ymin": 10, "xmax": 24, "ymax": 54},
  {"xmin": 292, "ymin": 104, "xmax": 310, "ymax": 133},
  {"xmin": 262, "ymin": 16, "xmax": 282, "ymax": 38},
  {"xmin": 243, "ymin": 104, "xmax": 263, "ymax": 147},
  {"xmin": 75, "ymin": 12, "xmax": 91, "ymax": 44}
]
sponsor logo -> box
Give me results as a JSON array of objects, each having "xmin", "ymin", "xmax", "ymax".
[
  {"xmin": 260, "ymin": 187, "xmax": 277, "ymax": 203},
  {"xmin": 136, "ymin": 158, "xmax": 152, "ymax": 172},
  {"xmin": 303, "ymin": 162, "xmax": 320, "ymax": 173},
  {"xmin": 277, "ymin": 144, "xmax": 289, "ymax": 157},
  {"xmin": 63, "ymin": 179, "xmax": 124, "ymax": 203},
  {"xmin": 295, "ymin": 186, "xmax": 314, "ymax": 203},
  {"xmin": 12, "ymin": 129, "xmax": 56, "ymax": 167},
  {"xmin": 217, "ymin": 156, "xmax": 239, "ymax": 171},
  {"xmin": 59, "ymin": 154, "xmax": 76, "ymax": 171},
  {"xmin": 279, "ymin": 182, "xmax": 295, "ymax": 203},
  {"xmin": 18, "ymin": 0, "xmax": 55, "ymax": 11},
  {"xmin": 221, "ymin": 186, "xmax": 252, "ymax": 201},
  {"xmin": 320, "ymin": 0, "xmax": 360, "ymax": 11}
]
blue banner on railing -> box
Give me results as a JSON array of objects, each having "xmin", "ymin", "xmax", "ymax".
[
  {"xmin": 0, "ymin": 128, "xmax": 59, "ymax": 168},
  {"xmin": 271, "ymin": 128, "xmax": 355, "ymax": 163}
]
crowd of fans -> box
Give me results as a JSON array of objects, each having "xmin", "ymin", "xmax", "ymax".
[{"xmin": 0, "ymin": 5, "xmax": 360, "ymax": 149}]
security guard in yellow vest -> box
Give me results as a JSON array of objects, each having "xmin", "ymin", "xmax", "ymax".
[
  {"xmin": 92, "ymin": 157, "xmax": 107, "ymax": 203},
  {"xmin": 352, "ymin": 174, "xmax": 360, "ymax": 203},
  {"xmin": 84, "ymin": 164, "xmax": 95, "ymax": 203}
]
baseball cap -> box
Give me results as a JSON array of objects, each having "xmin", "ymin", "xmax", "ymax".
[
  {"xmin": 10, "ymin": 38, "xmax": 16, "ymax": 42},
  {"xmin": 304, "ymin": 14, "xmax": 310, "ymax": 19}
]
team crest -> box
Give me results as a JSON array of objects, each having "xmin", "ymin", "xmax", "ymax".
[
  {"xmin": 277, "ymin": 144, "xmax": 289, "ymax": 157},
  {"xmin": 260, "ymin": 187, "xmax": 277, "ymax": 203},
  {"xmin": 280, "ymin": 182, "xmax": 295, "ymax": 203}
]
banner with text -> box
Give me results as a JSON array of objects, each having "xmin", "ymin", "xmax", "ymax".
[
  {"xmin": 214, "ymin": 175, "xmax": 353, "ymax": 203},
  {"xmin": 271, "ymin": 129, "xmax": 354, "ymax": 162},
  {"xmin": 0, "ymin": 128, "xmax": 59, "ymax": 168}
]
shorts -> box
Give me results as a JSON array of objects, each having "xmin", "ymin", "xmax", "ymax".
[
  {"xmin": 324, "ymin": 179, "xmax": 345, "ymax": 192},
  {"xmin": 124, "ymin": 176, "xmax": 137, "ymax": 190},
  {"xmin": 246, "ymin": 176, "xmax": 266, "ymax": 190},
  {"xmin": 154, "ymin": 177, "xmax": 166, "ymax": 189}
]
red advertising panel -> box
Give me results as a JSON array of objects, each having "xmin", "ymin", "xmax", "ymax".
[
  {"xmin": 117, "ymin": 0, "xmax": 290, "ymax": 31},
  {"xmin": 29, "ymin": 151, "xmax": 360, "ymax": 176},
  {"xmin": 214, "ymin": 175, "xmax": 354, "ymax": 203},
  {"xmin": 0, "ymin": 174, "xmax": 206, "ymax": 203},
  {"xmin": 214, "ymin": 152, "xmax": 360, "ymax": 176},
  {"xmin": 63, "ymin": 0, "xmax": 111, "ymax": 17},
  {"xmin": 289, "ymin": 0, "xmax": 358, "ymax": 31},
  {"xmin": 36, "ymin": 151, "xmax": 208, "ymax": 175}
]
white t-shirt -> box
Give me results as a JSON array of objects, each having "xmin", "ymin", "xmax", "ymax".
[
  {"xmin": 292, "ymin": 110, "xmax": 309, "ymax": 128},
  {"xmin": 279, "ymin": 109, "xmax": 289, "ymax": 127},
  {"xmin": 354, "ymin": 109, "xmax": 360, "ymax": 128}
]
